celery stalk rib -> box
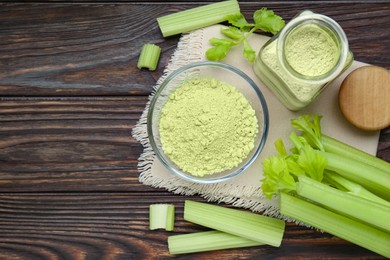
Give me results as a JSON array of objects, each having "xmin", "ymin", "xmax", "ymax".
[
  {"xmin": 157, "ymin": 0, "xmax": 240, "ymax": 37},
  {"xmin": 168, "ymin": 230, "xmax": 263, "ymax": 254},
  {"xmin": 280, "ymin": 193, "xmax": 390, "ymax": 258},
  {"xmin": 322, "ymin": 135, "xmax": 390, "ymax": 173},
  {"xmin": 184, "ymin": 200, "xmax": 285, "ymax": 247},
  {"xmin": 324, "ymin": 151, "xmax": 390, "ymax": 201},
  {"xmin": 324, "ymin": 171, "xmax": 390, "ymax": 207},
  {"xmin": 297, "ymin": 175, "xmax": 390, "ymax": 233}
]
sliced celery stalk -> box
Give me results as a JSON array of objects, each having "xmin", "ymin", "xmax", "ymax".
[
  {"xmin": 280, "ymin": 192, "xmax": 390, "ymax": 258},
  {"xmin": 137, "ymin": 44, "xmax": 161, "ymax": 71},
  {"xmin": 297, "ymin": 175, "xmax": 390, "ymax": 233},
  {"xmin": 322, "ymin": 135, "xmax": 390, "ymax": 173},
  {"xmin": 157, "ymin": 0, "xmax": 240, "ymax": 37},
  {"xmin": 168, "ymin": 230, "xmax": 263, "ymax": 255},
  {"xmin": 184, "ymin": 200, "xmax": 285, "ymax": 247},
  {"xmin": 324, "ymin": 151, "xmax": 390, "ymax": 201},
  {"xmin": 149, "ymin": 204, "xmax": 175, "ymax": 231}
]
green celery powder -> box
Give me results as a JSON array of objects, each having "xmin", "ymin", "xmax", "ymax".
[
  {"xmin": 260, "ymin": 23, "xmax": 340, "ymax": 102},
  {"xmin": 261, "ymin": 41, "xmax": 323, "ymax": 102},
  {"xmin": 159, "ymin": 78, "xmax": 259, "ymax": 177},
  {"xmin": 284, "ymin": 23, "xmax": 340, "ymax": 77}
]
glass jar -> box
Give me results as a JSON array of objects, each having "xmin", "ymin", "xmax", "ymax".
[{"xmin": 253, "ymin": 10, "xmax": 354, "ymax": 111}]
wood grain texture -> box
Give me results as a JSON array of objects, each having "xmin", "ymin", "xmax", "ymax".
[
  {"xmin": 0, "ymin": 3, "xmax": 176, "ymax": 96},
  {"xmin": 1, "ymin": 3, "xmax": 389, "ymax": 96},
  {"xmin": 0, "ymin": 194, "xmax": 386, "ymax": 260},
  {"xmin": 339, "ymin": 66, "xmax": 390, "ymax": 131},
  {"xmin": 0, "ymin": 1, "xmax": 389, "ymax": 259},
  {"xmin": 0, "ymin": 97, "xmax": 156, "ymax": 192}
]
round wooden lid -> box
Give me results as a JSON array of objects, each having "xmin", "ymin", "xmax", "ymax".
[{"xmin": 338, "ymin": 66, "xmax": 390, "ymax": 131}]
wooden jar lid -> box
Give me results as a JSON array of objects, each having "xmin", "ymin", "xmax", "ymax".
[{"xmin": 339, "ymin": 66, "xmax": 390, "ymax": 131}]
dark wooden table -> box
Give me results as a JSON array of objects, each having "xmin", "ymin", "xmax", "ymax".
[{"xmin": 1, "ymin": 1, "xmax": 389, "ymax": 259}]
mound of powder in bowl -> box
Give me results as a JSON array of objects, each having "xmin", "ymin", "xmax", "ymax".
[{"xmin": 159, "ymin": 77, "xmax": 259, "ymax": 177}]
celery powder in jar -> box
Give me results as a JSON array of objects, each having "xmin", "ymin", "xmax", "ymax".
[
  {"xmin": 253, "ymin": 10, "xmax": 353, "ymax": 111},
  {"xmin": 284, "ymin": 24, "xmax": 340, "ymax": 77},
  {"xmin": 159, "ymin": 78, "xmax": 259, "ymax": 177}
]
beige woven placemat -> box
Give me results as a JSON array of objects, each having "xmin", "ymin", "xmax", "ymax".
[{"xmin": 132, "ymin": 25, "xmax": 379, "ymax": 217}]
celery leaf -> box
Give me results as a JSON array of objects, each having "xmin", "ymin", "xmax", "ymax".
[
  {"xmin": 261, "ymin": 156, "xmax": 297, "ymax": 199},
  {"xmin": 253, "ymin": 8, "xmax": 285, "ymax": 35},
  {"xmin": 243, "ymin": 39, "xmax": 256, "ymax": 62},
  {"xmin": 274, "ymin": 138, "xmax": 287, "ymax": 156},
  {"xmin": 226, "ymin": 13, "xmax": 254, "ymax": 31},
  {"xmin": 221, "ymin": 26, "xmax": 244, "ymax": 40},
  {"xmin": 206, "ymin": 38, "xmax": 235, "ymax": 61},
  {"xmin": 297, "ymin": 144, "xmax": 327, "ymax": 181},
  {"xmin": 291, "ymin": 114, "xmax": 324, "ymax": 151},
  {"xmin": 206, "ymin": 7, "xmax": 284, "ymax": 62}
]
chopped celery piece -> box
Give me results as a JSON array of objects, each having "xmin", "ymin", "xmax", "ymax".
[
  {"xmin": 149, "ymin": 204, "xmax": 175, "ymax": 231},
  {"xmin": 297, "ymin": 175, "xmax": 390, "ymax": 233},
  {"xmin": 137, "ymin": 44, "xmax": 161, "ymax": 71},
  {"xmin": 157, "ymin": 0, "xmax": 240, "ymax": 37},
  {"xmin": 184, "ymin": 200, "xmax": 285, "ymax": 247},
  {"xmin": 280, "ymin": 193, "xmax": 390, "ymax": 258},
  {"xmin": 168, "ymin": 230, "xmax": 263, "ymax": 255}
]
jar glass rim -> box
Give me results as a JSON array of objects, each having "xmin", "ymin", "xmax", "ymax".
[{"xmin": 277, "ymin": 12, "xmax": 349, "ymax": 85}]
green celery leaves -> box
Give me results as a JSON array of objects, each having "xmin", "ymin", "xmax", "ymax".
[
  {"xmin": 253, "ymin": 8, "xmax": 285, "ymax": 35},
  {"xmin": 206, "ymin": 38, "xmax": 235, "ymax": 61},
  {"xmin": 206, "ymin": 8, "xmax": 285, "ymax": 62}
]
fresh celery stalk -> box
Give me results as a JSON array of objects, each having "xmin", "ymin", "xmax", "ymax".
[
  {"xmin": 322, "ymin": 135, "xmax": 390, "ymax": 173},
  {"xmin": 324, "ymin": 151, "xmax": 390, "ymax": 201},
  {"xmin": 149, "ymin": 204, "xmax": 175, "ymax": 231},
  {"xmin": 297, "ymin": 175, "xmax": 390, "ymax": 233},
  {"xmin": 168, "ymin": 230, "xmax": 263, "ymax": 254},
  {"xmin": 137, "ymin": 44, "xmax": 161, "ymax": 71},
  {"xmin": 184, "ymin": 200, "xmax": 285, "ymax": 247},
  {"xmin": 157, "ymin": 0, "xmax": 240, "ymax": 37},
  {"xmin": 291, "ymin": 114, "xmax": 390, "ymax": 174},
  {"xmin": 323, "ymin": 171, "xmax": 390, "ymax": 207},
  {"xmin": 280, "ymin": 192, "xmax": 390, "ymax": 258}
]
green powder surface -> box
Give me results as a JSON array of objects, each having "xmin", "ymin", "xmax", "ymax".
[
  {"xmin": 285, "ymin": 24, "xmax": 340, "ymax": 77},
  {"xmin": 159, "ymin": 77, "xmax": 259, "ymax": 177}
]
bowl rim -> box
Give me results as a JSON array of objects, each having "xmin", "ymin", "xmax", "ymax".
[{"xmin": 147, "ymin": 61, "xmax": 269, "ymax": 184}]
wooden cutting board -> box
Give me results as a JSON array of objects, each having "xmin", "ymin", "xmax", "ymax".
[{"xmin": 338, "ymin": 66, "xmax": 390, "ymax": 131}]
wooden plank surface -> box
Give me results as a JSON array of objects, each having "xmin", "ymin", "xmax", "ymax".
[
  {"xmin": 1, "ymin": 1, "xmax": 389, "ymax": 259},
  {"xmin": 0, "ymin": 97, "xmax": 149, "ymax": 192},
  {"xmin": 1, "ymin": 3, "xmax": 389, "ymax": 96},
  {"xmin": 0, "ymin": 193, "xmax": 386, "ymax": 259}
]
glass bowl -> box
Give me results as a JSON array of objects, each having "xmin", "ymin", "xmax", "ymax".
[{"xmin": 147, "ymin": 61, "xmax": 269, "ymax": 184}]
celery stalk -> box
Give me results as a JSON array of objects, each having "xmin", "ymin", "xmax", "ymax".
[
  {"xmin": 280, "ymin": 193, "xmax": 390, "ymax": 258},
  {"xmin": 291, "ymin": 114, "xmax": 390, "ymax": 173},
  {"xmin": 324, "ymin": 151, "xmax": 390, "ymax": 201},
  {"xmin": 168, "ymin": 230, "xmax": 263, "ymax": 254},
  {"xmin": 184, "ymin": 200, "xmax": 285, "ymax": 247},
  {"xmin": 137, "ymin": 44, "xmax": 161, "ymax": 71},
  {"xmin": 297, "ymin": 175, "xmax": 390, "ymax": 233},
  {"xmin": 323, "ymin": 171, "xmax": 390, "ymax": 207},
  {"xmin": 157, "ymin": 0, "xmax": 240, "ymax": 37},
  {"xmin": 322, "ymin": 135, "xmax": 390, "ymax": 173},
  {"xmin": 149, "ymin": 204, "xmax": 175, "ymax": 231}
]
